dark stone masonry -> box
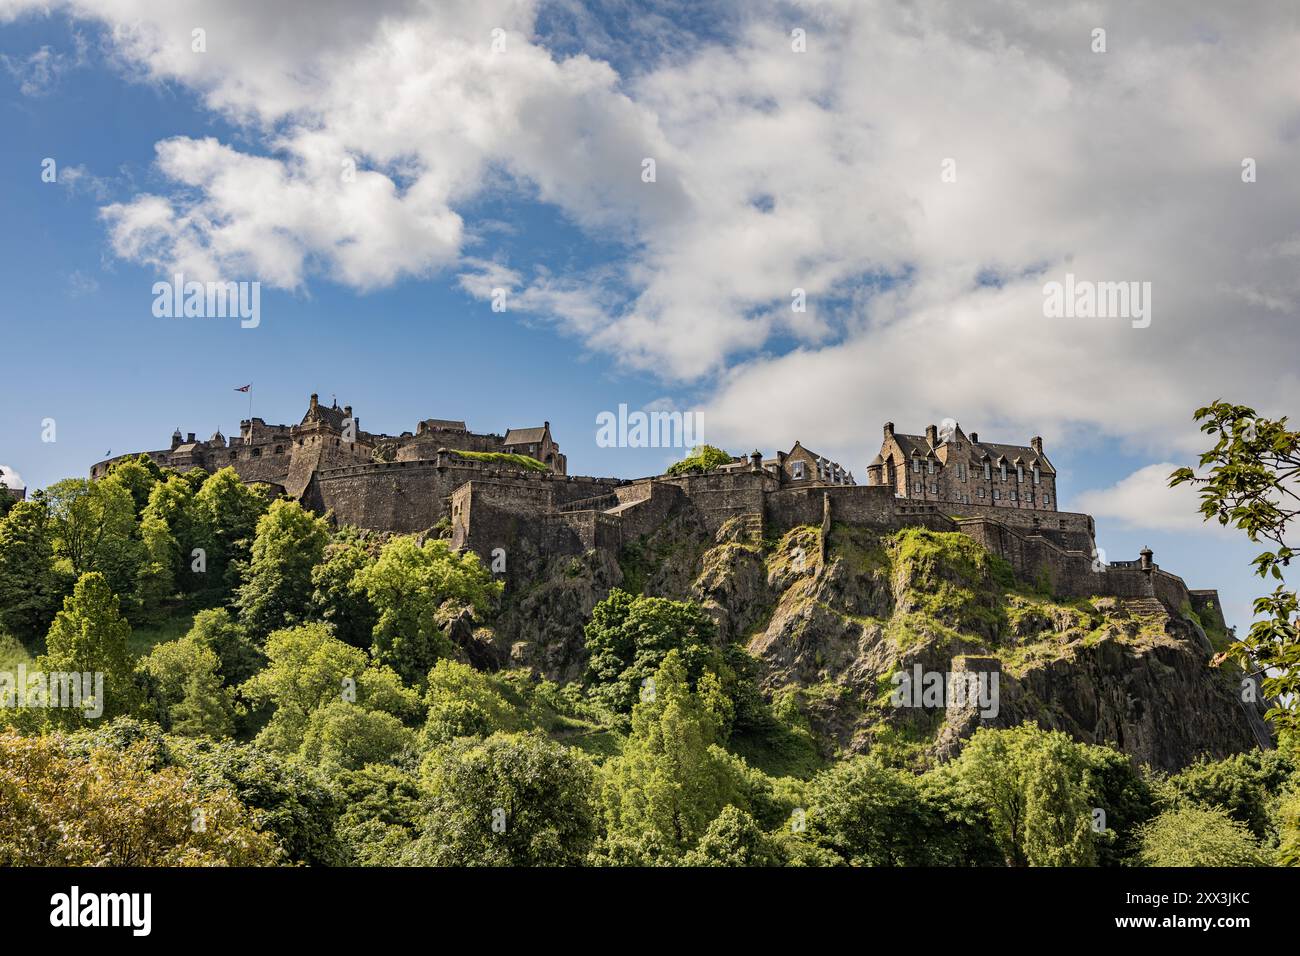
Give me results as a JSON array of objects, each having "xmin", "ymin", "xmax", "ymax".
[{"xmin": 91, "ymin": 396, "xmax": 1226, "ymax": 633}]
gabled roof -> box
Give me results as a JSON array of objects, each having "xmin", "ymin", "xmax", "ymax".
[
  {"xmin": 301, "ymin": 401, "xmax": 350, "ymax": 431},
  {"xmin": 890, "ymin": 430, "xmax": 1055, "ymax": 473},
  {"xmin": 503, "ymin": 426, "xmax": 547, "ymax": 446}
]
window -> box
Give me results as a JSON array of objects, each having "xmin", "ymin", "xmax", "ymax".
[
  {"xmin": 914, "ymin": 481, "xmax": 922, "ymax": 494},
  {"xmin": 1000, "ymin": 463, "xmax": 1007, "ymax": 481},
  {"xmin": 275, "ymin": 445, "xmax": 284, "ymax": 455},
  {"xmin": 1033, "ymin": 466, "xmax": 1040, "ymax": 485},
  {"xmin": 1017, "ymin": 465, "xmax": 1024, "ymax": 483},
  {"xmin": 912, "ymin": 455, "xmax": 920, "ymax": 472},
  {"xmin": 1026, "ymin": 491, "xmax": 1035, "ymax": 503},
  {"xmin": 978, "ymin": 488, "xmax": 985, "ymax": 499},
  {"xmin": 1011, "ymin": 491, "xmax": 1018, "ymax": 501},
  {"xmin": 983, "ymin": 461, "xmax": 991, "ymax": 480},
  {"xmin": 229, "ymin": 451, "xmax": 237, "ymax": 460},
  {"xmin": 927, "ymin": 458, "xmax": 934, "ymax": 474},
  {"xmin": 993, "ymin": 490, "xmax": 1001, "ymax": 500},
  {"xmin": 1043, "ymin": 494, "xmax": 1051, "ymax": 506},
  {"xmin": 958, "ymin": 463, "xmax": 967, "ymax": 482},
  {"xmin": 252, "ymin": 447, "xmax": 262, "ymax": 458},
  {"xmin": 930, "ymin": 482, "xmax": 938, "ymax": 494},
  {"xmin": 792, "ymin": 461, "xmax": 805, "ymax": 480}
]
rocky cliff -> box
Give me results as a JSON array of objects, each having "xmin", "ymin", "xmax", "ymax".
[{"xmin": 487, "ymin": 503, "xmax": 1270, "ymax": 772}]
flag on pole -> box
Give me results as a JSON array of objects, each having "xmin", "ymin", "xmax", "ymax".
[{"xmin": 235, "ymin": 384, "xmax": 251, "ymax": 392}]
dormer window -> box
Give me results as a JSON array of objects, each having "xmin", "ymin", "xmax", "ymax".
[
  {"xmin": 792, "ymin": 461, "xmax": 805, "ymax": 480},
  {"xmin": 1016, "ymin": 465, "xmax": 1024, "ymax": 483},
  {"xmin": 927, "ymin": 457, "xmax": 934, "ymax": 474},
  {"xmin": 1033, "ymin": 466, "xmax": 1040, "ymax": 485},
  {"xmin": 983, "ymin": 461, "xmax": 991, "ymax": 480},
  {"xmin": 1000, "ymin": 463, "xmax": 1007, "ymax": 481},
  {"xmin": 912, "ymin": 454, "xmax": 920, "ymax": 472}
]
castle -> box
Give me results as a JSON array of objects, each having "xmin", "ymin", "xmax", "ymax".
[{"xmin": 89, "ymin": 397, "xmax": 1225, "ymax": 630}]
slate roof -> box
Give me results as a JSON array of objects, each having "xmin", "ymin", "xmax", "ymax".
[
  {"xmin": 503, "ymin": 426, "xmax": 547, "ymax": 446},
  {"xmin": 420, "ymin": 419, "xmax": 468, "ymax": 432},
  {"xmin": 893, "ymin": 432, "xmax": 1055, "ymax": 473}
]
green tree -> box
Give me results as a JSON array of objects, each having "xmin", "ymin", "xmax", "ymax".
[
  {"xmin": 37, "ymin": 572, "xmax": 139, "ymax": 724},
  {"xmin": 139, "ymin": 636, "xmax": 235, "ymax": 738},
  {"xmin": 238, "ymin": 623, "xmax": 369, "ymax": 753},
  {"xmin": 354, "ymin": 537, "xmax": 501, "ymax": 685},
  {"xmin": 309, "ymin": 534, "xmax": 378, "ymax": 648},
  {"xmin": 1136, "ymin": 805, "xmax": 1269, "ymax": 866},
  {"xmin": 45, "ymin": 477, "xmax": 141, "ymax": 600},
  {"xmin": 103, "ymin": 455, "xmax": 162, "ymax": 517},
  {"xmin": 600, "ymin": 651, "xmax": 742, "ymax": 857},
  {"xmin": 334, "ymin": 764, "xmax": 425, "ymax": 866},
  {"xmin": 954, "ymin": 724, "xmax": 1097, "ymax": 867},
  {"xmin": 803, "ymin": 757, "xmax": 1000, "ymax": 866},
  {"xmin": 666, "ymin": 445, "xmax": 734, "ymax": 476},
  {"xmin": 1164, "ymin": 750, "xmax": 1294, "ymax": 843},
  {"xmin": 140, "ymin": 474, "xmax": 212, "ymax": 596},
  {"xmin": 185, "ymin": 607, "xmax": 265, "ymax": 687},
  {"xmin": 164, "ymin": 733, "xmax": 343, "ymax": 866},
  {"xmin": 298, "ymin": 699, "xmax": 416, "ymax": 773},
  {"xmin": 683, "ymin": 806, "xmax": 783, "ymax": 867},
  {"xmin": 406, "ymin": 731, "xmax": 598, "ymax": 866},
  {"xmin": 0, "ymin": 729, "xmax": 280, "ymax": 866},
  {"xmin": 584, "ymin": 588, "xmax": 723, "ymax": 716},
  {"xmin": 0, "ymin": 498, "xmax": 65, "ymax": 644},
  {"xmin": 1171, "ymin": 401, "xmax": 1300, "ymax": 733},
  {"xmin": 235, "ymin": 499, "xmax": 330, "ymax": 640},
  {"xmin": 193, "ymin": 467, "xmax": 272, "ymax": 592}
]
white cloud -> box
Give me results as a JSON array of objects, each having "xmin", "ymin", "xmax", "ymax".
[
  {"xmin": 0, "ymin": 465, "xmax": 25, "ymax": 491},
  {"xmin": 5, "ymin": 0, "xmax": 1300, "ymax": 464},
  {"xmin": 1075, "ymin": 463, "xmax": 1230, "ymax": 535}
]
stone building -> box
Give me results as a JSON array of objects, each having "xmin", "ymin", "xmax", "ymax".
[
  {"xmin": 865, "ymin": 421, "xmax": 1057, "ymax": 512},
  {"xmin": 89, "ymin": 393, "xmax": 568, "ymax": 496}
]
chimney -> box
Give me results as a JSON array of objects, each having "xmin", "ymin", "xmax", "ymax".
[
  {"xmin": 1030, "ymin": 436, "xmax": 1043, "ymax": 456},
  {"xmin": 925, "ymin": 424, "xmax": 938, "ymax": 447},
  {"xmin": 970, "ymin": 432, "xmax": 979, "ymax": 444},
  {"xmin": 883, "ymin": 421, "xmax": 895, "ymax": 440},
  {"xmin": 309, "ymin": 393, "xmax": 319, "ymax": 411},
  {"xmin": 344, "ymin": 405, "xmax": 352, "ymax": 418},
  {"xmin": 544, "ymin": 421, "xmax": 550, "ymax": 430},
  {"xmin": 187, "ymin": 432, "xmax": 196, "ymax": 444}
]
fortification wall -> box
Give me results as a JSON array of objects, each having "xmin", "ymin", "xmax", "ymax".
[
  {"xmin": 315, "ymin": 460, "xmax": 625, "ymax": 534},
  {"xmin": 660, "ymin": 471, "xmax": 776, "ymax": 532}
]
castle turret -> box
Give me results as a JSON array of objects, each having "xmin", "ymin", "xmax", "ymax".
[
  {"xmin": 867, "ymin": 453, "xmax": 885, "ymax": 486},
  {"xmin": 171, "ymin": 427, "xmax": 182, "ymax": 450},
  {"xmin": 750, "ymin": 449, "xmax": 763, "ymax": 473}
]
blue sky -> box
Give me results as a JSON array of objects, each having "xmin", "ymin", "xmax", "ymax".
[{"xmin": 2, "ymin": 1, "xmax": 1297, "ymax": 635}]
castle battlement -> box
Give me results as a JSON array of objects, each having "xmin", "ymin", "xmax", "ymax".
[{"xmin": 87, "ymin": 396, "xmax": 1218, "ymax": 626}]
